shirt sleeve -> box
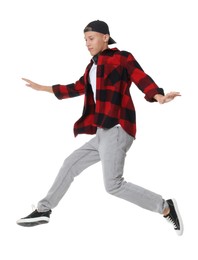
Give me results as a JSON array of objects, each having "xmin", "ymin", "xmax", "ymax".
[
  {"xmin": 52, "ymin": 76, "xmax": 85, "ymax": 100},
  {"xmin": 126, "ymin": 52, "xmax": 164, "ymax": 102}
]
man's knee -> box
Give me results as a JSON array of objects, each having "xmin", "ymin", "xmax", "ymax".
[{"xmin": 104, "ymin": 179, "xmax": 123, "ymax": 195}]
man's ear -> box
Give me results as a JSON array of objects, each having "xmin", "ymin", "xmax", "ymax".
[{"xmin": 104, "ymin": 34, "xmax": 110, "ymax": 43}]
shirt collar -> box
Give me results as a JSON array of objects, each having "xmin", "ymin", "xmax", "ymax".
[
  {"xmin": 92, "ymin": 55, "xmax": 98, "ymax": 65},
  {"xmin": 91, "ymin": 48, "xmax": 119, "ymax": 64}
]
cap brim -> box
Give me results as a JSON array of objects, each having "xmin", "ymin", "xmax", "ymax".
[{"xmin": 108, "ymin": 37, "xmax": 116, "ymax": 45}]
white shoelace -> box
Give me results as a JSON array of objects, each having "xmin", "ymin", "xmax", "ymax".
[
  {"xmin": 166, "ymin": 215, "xmax": 177, "ymax": 229},
  {"xmin": 31, "ymin": 204, "xmax": 36, "ymax": 211}
]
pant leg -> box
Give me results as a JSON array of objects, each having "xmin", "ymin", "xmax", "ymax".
[
  {"xmin": 38, "ymin": 135, "xmax": 100, "ymax": 212},
  {"xmin": 98, "ymin": 127, "xmax": 167, "ymax": 214}
]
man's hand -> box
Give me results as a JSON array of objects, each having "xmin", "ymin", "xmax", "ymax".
[
  {"xmin": 22, "ymin": 78, "xmax": 53, "ymax": 93},
  {"xmin": 154, "ymin": 92, "xmax": 181, "ymax": 104}
]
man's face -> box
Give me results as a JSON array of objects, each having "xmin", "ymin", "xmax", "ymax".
[{"xmin": 84, "ymin": 31, "xmax": 109, "ymax": 56}]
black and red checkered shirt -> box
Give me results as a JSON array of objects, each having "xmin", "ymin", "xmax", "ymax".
[{"xmin": 52, "ymin": 48, "xmax": 164, "ymax": 138}]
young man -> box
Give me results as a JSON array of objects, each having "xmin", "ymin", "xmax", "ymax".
[{"xmin": 17, "ymin": 20, "xmax": 183, "ymax": 235}]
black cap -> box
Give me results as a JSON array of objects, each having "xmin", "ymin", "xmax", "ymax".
[{"xmin": 84, "ymin": 20, "xmax": 116, "ymax": 45}]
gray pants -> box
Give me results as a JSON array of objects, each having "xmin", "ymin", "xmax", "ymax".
[{"xmin": 38, "ymin": 127, "xmax": 167, "ymax": 214}]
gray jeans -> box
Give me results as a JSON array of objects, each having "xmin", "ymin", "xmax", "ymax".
[{"xmin": 38, "ymin": 127, "xmax": 167, "ymax": 214}]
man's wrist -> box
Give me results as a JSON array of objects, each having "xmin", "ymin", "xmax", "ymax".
[
  {"xmin": 41, "ymin": 85, "xmax": 53, "ymax": 93},
  {"xmin": 154, "ymin": 94, "xmax": 164, "ymax": 103}
]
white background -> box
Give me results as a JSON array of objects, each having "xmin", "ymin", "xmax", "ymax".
[{"xmin": 0, "ymin": 0, "xmax": 197, "ymax": 259}]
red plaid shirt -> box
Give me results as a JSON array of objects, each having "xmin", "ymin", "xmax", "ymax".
[{"xmin": 52, "ymin": 48, "xmax": 164, "ymax": 137}]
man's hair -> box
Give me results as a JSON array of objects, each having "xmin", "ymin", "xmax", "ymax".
[{"xmin": 84, "ymin": 26, "xmax": 93, "ymax": 33}]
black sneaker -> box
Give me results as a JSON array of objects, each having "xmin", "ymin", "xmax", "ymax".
[
  {"xmin": 17, "ymin": 209, "xmax": 52, "ymax": 227},
  {"xmin": 164, "ymin": 199, "xmax": 183, "ymax": 236}
]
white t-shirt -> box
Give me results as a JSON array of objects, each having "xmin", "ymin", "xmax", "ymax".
[{"xmin": 89, "ymin": 63, "xmax": 97, "ymax": 102}]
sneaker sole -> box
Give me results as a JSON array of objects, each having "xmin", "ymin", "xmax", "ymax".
[
  {"xmin": 172, "ymin": 198, "xmax": 184, "ymax": 236},
  {"xmin": 16, "ymin": 217, "xmax": 50, "ymax": 227}
]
